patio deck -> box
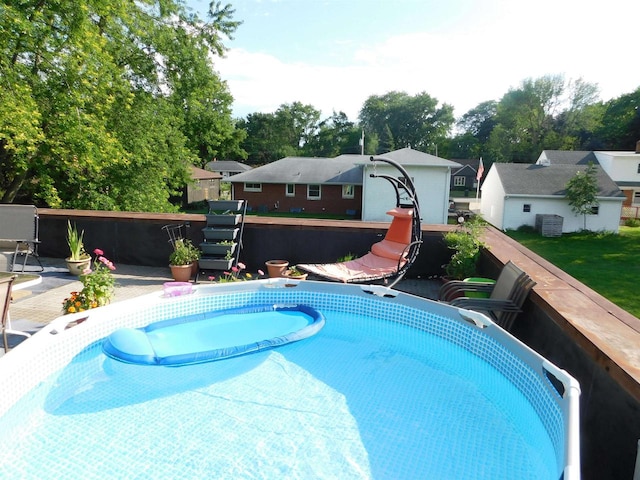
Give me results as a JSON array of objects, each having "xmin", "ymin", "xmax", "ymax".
[{"xmin": 4, "ymin": 257, "xmax": 440, "ymax": 354}]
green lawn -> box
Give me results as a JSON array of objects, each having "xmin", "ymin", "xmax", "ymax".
[{"xmin": 506, "ymin": 227, "xmax": 640, "ymax": 318}]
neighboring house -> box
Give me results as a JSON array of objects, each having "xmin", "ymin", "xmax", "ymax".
[
  {"xmin": 539, "ymin": 144, "xmax": 640, "ymax": 220},
  {"xmin": 449, "ymin": 158, "xmax": 483, "ymax": 195},
  {"xmin": 228, "ymin": 147, "xmax": 461, "ymax": 224},
  {"xmin": 228, "ymin": 155, "xmax": 363, "ymax": 217},
  {"xmin": 205, "ymin": 160, "xmax": 252, "ymax": 179},
  {"xmin": 359, "ymin": 148, "xmax": 460, "ymax": 223},
  {"xmin": 480, "ymin": 162, "xmax": 624, "ymax": 233},
  {"xmin": 185, "ymin": 166, "xmax": 222, "ymax": 205}
]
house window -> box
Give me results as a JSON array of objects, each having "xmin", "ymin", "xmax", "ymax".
[
  {"xmin": 591, "ymin": 206, "xmax": 599, "ymax": 215},
  {"xmin": 398, "ymin": 176, "xmax": 414, "ymax": 187},
  {"xmin": 342, "ymin": 184, "xmax": 354, "ymax": 199},
  {"xmin": 244, "ymin": 183, "xmax": 262, "ymax": 192},
  {"xmin": 285, "ymin": 184, "xmax": 295, "ymax": 197},
  {"xmin": 453, "ymin": 176, "xmax": 466, "ymax": 187},
  {"xmin": 307, "ymin": 184, "xmax": 321, "ymax": 200},
  {"xmin": 634, "ymin": 191, "xmax": 640, "ymax": 205},
  {"xmin": 523, "ymin": 204, "xmax": 531, "ymax": 213},
  {"xmin": 637, "ymin": 163, "xmax": 640, "ymax": 174}
]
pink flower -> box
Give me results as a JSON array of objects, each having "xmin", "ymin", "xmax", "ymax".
[
  {"xmin": 94, "ymin": 248, "xmax": 104, "ymax": 256},
  {"xmin": 237, "ymin": 262, "xmax": 246, "ymax": 270},
  {"xmin": 208, "ymin": 276, "xmax": 216, "ymax": 282},
  {"xmin": 258, "ymin": 269, "xmax": 264, "ymax": 276},
  {"xmin": 82, "ymin": 267, "xmax": 92, "ymax": 275},
  {"xmin": 98, "ymin": 256, "xmax": 116, "ymax": 270},
  {"xmin": 231, "ymin": 266, "xmax": 239, "ymax": 273}
]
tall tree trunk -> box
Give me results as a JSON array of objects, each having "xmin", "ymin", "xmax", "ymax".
[{"xmin": 1, "ymin": 169, "xmax": 27, "ymax": 203}]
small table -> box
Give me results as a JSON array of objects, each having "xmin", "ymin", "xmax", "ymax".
[
  {"xmin": 0, "ymin": 271, "xmax": 42, "ymax": 291},
  {"xmin": 2, "ymin": 271, "xmax": 42, "ymax": 351}
]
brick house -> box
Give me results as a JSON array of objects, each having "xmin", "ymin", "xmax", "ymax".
[{"xmin": 228, "ymin": 148, "xmax": 461, "ymax": 223}]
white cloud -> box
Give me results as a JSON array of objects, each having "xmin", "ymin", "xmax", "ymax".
[{"xmin": 215, "ymin": 1, "xmax": 640, "ymax": 122}]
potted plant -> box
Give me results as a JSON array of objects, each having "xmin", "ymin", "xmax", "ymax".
[
  {"xmin": 62, "ymin": 248, "xmax": 117, "ymax": 314},
  {"xmin": 199, "ymin": 239, "xmax": 236, "ymax": 257},
  {"xmin": 443, "ymin": 217, "xmax": 486, "ymax": 280},
  {"xmin": 66, "ymin": 221, "xmax": 91, "ymax": 275},
  {"xmin": 265, "ymin": 259, "xmax": 289, "ymax": 278},
  {"xmin": 169, "ymin": 239, "xmax": 201, "ymax": 282},
  {"xmin": 283, "ymin": 265, "xmax": 308, "ymax": 281}
]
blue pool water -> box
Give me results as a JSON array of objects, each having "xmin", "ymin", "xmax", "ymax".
[{"xmin": 0, "ymin": 309, "xmax": 558, "ymax": 479}]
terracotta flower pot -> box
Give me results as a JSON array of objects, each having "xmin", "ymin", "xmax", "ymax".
[
  {"xmin": 265, "ymin": 260, "xmax": 289, "ymax": 278},
  {"xmin": 170, "ymin": 264, "xmax": 193, "ymax": 282}
]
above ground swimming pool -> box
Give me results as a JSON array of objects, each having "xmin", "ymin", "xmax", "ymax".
[{"xmin": 0, "ymin": 279, "xmax": 580, "ymax": 479}]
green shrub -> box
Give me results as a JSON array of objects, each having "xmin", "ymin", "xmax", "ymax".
[
  {"xmin": 443, "ymin": 218, "xmax": 486, "ymax": 279},
  {"xmin": 624, "ymin": 218, "xmax": 640, "ymax": 228},
  {"xmin": 337, "ymin": 252, "xmax": 356, "ymax": 262}
]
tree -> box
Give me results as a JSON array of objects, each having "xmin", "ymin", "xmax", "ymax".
[
  {"xmin": 447, "ymin": 101, "xmax": 497, "ymax": 159},
  {"xmin": 302, "ymin": 111, "xmax": 354, "ymax": 157},
  {"xmin": 359, "ymin": 91, "xmax": 454, "ymax": 154},
  {"xmin": 565, "ymin": 162, "xmax": 600, "ymax": 230},
  {"xmin": 0, "ymin": 0, "xmax": 242, "ymax": 210},
  {"xmin": 595, "ymin": 87, "xmax": 640, "ymax": 150},
  {"xmin": 238, "ymin": 112, "xmax": 288, "ymax": 164},
  {"xmin": 239, "ymin": 103, "xmax": 321, "ymax": 164},
  {"xmin": 485, "ymin": 75, "xmax": 600, "ymax": 162}
]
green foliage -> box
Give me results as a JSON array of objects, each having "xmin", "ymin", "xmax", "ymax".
[
  {"xmin": 285, "ymin": 265, "xmax": 305, "ymax": 276},
  {"xmin": 594, "ymin": 87, "xmax": 640, "ymax": 150},
  {"xmin": 457, "ymin": 75, "xmax": 606, "ymax": 163},
  {"xmin": 0, "ymin": 0, "xmax": 243, "ymax": 210},
  {"xmin": 169, "ymin": 239, "xmax": 201, "ymax": 266},
  {"xmin": 239, "ymin": 102, "xmax": 322, "ymax": 164},
  {"xmin": 359, "ymin": 91, "xmax": 454, "ymax": 154},
  {"xmin": 565, "ymin": 162, "xmax": 599, "ymax": 230},
  {"xmin": 506, "ymin": 227, "xmax": 640, "ymax": 318},
  {"xmin": 63, "ymin": 250, "xmax": 116, "ymax": 313},
  {"xmin": 624, "ymin": 218, "xmax": 640, "ymax": 227},
  {"xmin": 302, "ymin": 111, "xmax": 368, "ymax": 157},
  {"xmin": 443, "ymin": 218, "xmax": 486, "ymax": 279},
  {"xmin": 79, "ymin": 253, "xmax": 117, "ymax": 307},
  {"xmin": 233, "ymin": 73, "xmax": 637, "ymax": 167},
  {"xmin": 66, "ymin": 221, "xmax": 88, "ymax": 261}
]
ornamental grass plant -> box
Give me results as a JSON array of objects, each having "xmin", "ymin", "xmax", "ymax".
[{"xmin": 66, "ymin": 221, "xmax": 89, "ymax": 261}]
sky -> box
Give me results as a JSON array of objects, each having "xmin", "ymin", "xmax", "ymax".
[{"xmin": 186, "ymin": 0, "xmax": 640, "ymax": 122}]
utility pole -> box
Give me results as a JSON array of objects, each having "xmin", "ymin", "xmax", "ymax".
[{"xmin": 359, "ymin": 129, "xmax": 365, "ymax": 155}]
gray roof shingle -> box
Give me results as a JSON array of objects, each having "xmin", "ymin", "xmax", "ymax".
[
  {"xmin": 539, "ymin": 150, "xmax": 599, "ymax": 165},
  {"xmin": 229, "ymin": 156, "xmax": 363, "ymax": 184},
  {"xmin": 205, "ymin": 160, "xmax": 252, "ymax": 173},
  {"xmin": 229, "ymin": 148, "xmax": 461, "ymax": 185},
  {"xmin": 494, "ymin": 163, "xmax": 624, "ymax": 197}
]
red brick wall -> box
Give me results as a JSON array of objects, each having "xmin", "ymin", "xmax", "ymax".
[{"xmin": 232, "ymin": 183, "xmax": 362, "ymax": 216}]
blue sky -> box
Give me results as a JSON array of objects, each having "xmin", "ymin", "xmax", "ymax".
[{"xmin": 186, "ymin": 0, "xmax": 640, "ymax": 122}]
